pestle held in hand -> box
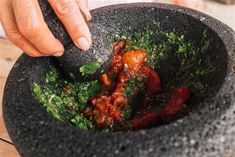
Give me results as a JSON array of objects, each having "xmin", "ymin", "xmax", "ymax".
[
  {"xmin": 38, "ymin": 0, "xmax": 113, "ymax": 80},
  {"xmin": 58, "ymin": 24, "xmax": 113, "ymax": 80}
]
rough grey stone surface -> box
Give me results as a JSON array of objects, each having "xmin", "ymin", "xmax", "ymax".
[
  {"xmin": 3, "ymin": 3, "xmax": 235, "ymax": 157},
  {"xmin": 57, "ymin": 24, "xmax": 113, "ymax": 80}
]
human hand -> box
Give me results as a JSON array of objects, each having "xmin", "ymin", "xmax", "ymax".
[
  {"xmin": 171, "ymin": 0, "xmax": 204, "ymax": 11},
  {"xmin": 0, "ymin": 0, "xmax": 92, "ymax": 57}
]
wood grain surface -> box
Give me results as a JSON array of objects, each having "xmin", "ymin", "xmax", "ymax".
[{"xmin": 0, "ymin": 38, "xmax": 21, "ymax": 157}]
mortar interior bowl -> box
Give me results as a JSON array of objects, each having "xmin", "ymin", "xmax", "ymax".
[{"xmin": 3, "ymin": 3, "xmax": 235, "ymax": 157}]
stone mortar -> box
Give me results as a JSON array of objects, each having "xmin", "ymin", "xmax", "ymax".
[{"xmin": 3, "ymin": 3, "xmax": 235, "ymax": 157}]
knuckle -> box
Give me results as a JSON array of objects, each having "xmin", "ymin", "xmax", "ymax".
[
  {"xmin": 6, "ymin": 30, "xmax": 27, "ymax": 52},
  {"xmin": 69, "ymin": 20, "xmax": 88, "ymax": 35},
  {"xmin": 19, "ymin": 24, "xmax": 43, "ymax": 37},
  {"xmin": 69, "ymin": 25, "xmax": 81, "ymax": 35},
  {"xmin": 67, "ymin": 25, "xmax": 83, "ymax": 41},
  {"xmin": 54, "ymin": 0, "xmax": 75, "ymax": 17},
  {"xmin": 6, "ymin": 29, "xmax": 23, "ymax": 43}
]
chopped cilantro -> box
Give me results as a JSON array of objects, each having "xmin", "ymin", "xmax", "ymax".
[
  {"xmin": 79, "ymin": 61, "xmax": 101, "ymax": 77},
  {"xmin": 117, "ymin": 29, "xmax": 215, "ymax": 98},
  {"xmin": 32, "ymin": 27, "xmax": 216, "ymax": 131},
  {"xmin": 32, "ymin": 68, "xmax": 101, "ymax": 130},
  {"xmin": 76, "ymin": 80, "xmax": 102, "ymax": 110},
  {"xmin": 71, "ymin": 115, "xmax": 94, "ymax": 130}
]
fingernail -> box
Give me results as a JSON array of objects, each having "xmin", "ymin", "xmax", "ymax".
[
  {"xmin": 86, "ymin": 15, "xmax": 92, "ymax": 21},
  {"xmin": 76, "ymin": 37, "xmax": 90, "ymax": 51},
  {"xmin": 53, "ymin": 51, "xmax": 63, "ymax": 57},
  {"xmin": 86, "ymin": 14, "xmax": 92, "ymax": 21}
]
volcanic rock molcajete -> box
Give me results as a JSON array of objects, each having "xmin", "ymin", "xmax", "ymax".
[{"xmin": 3, "ymin": 3, "xmax": 235, "ymax": 157}]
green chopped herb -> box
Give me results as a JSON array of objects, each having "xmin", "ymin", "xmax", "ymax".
[
  {"xmin": 124, "ymin": 80, "xmax": 136, "ymax": 96},
  {"xmin": 32, "ymin": 27, "xmax": 216, "ymax": 131},
  {"xmin": 71, "ymin": 115, "xmax": 94, "ymax": 130},
  {"xmin": 76, "ymin": 80, "xmax": 102, "ymax": 110},
  {"xmin": 32, "ymin": 68, "xmax": 101, "ymax": 130},
  {"xmin": 122, "ymin": 107, "xmax": 133, "ymax": 120},
  {"xmin": 45, "ymin": 68, "xmax": 59, "ymax": 83},
  {"xmin": 79, "ymin": 61, "xmax": 101, "ymax": 76},
  {"xmin": 117, "ymin": 29, "xmax": 215, "ymax": 98},
  {"xmin": 124, "ymin": 79, "xmax": 144, "ymax": 97}
]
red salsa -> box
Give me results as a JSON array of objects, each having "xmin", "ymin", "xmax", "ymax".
[
  {"xmin": 33, "ymin": 30, "xmax": 215, "ymax": 131},
  {"xmin": 84, "ymin": 41, "xmax": 190, "ymax": 131}
]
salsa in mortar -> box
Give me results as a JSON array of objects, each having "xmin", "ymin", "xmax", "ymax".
[{"xmin": 32, "ymin": 30, "xmax": 215, "ymax": 131}]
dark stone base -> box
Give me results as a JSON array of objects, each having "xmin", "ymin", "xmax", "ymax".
[{"xmin": 3, "ymin": 3, "xmax": 235, "ymax": 157}]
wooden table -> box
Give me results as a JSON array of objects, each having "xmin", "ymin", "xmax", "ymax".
[{"xmin": 0, "ymin": 38, "xmax": 22, "ymax": 157}]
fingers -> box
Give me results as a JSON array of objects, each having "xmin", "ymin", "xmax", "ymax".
[
  {"xmin": 76, "ymin": 0, "xmax": 92, "ymax": 21},
  {"xmin": 171, "ymin": 0, "xmax": 186, "ymax": 6},
  {"xmin": 194, "ymin": 0, "xmax": 204, "ymax": 11},
  {"xmin": 49, "ymin": 0, "xmax": 92, "ymax": 51},
  {"xmin": 0, "ymin": 0, "xmax": 42, "ymax": 57},
  {"xmin": 171, "ymin": 0, "xmax": 204, "ymax": 10},
  {"xmin": 12, "ymin": 0, "xmax": 64, "ymax": 56}
]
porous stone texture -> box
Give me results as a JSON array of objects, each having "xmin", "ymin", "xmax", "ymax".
[
  {"xmin": 38, "ymin": 0, "xmax": 113, "ymax": 80},
  {"xmin": 3, "ymin": 3, "xmax": 235, "ymax": 157},
  {"xmin": 57, "ymin": 23, "xmax": 113, "ymax": 80}
]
